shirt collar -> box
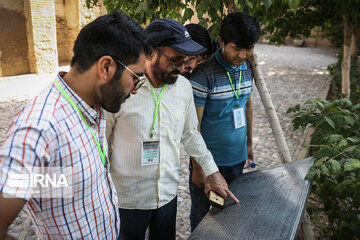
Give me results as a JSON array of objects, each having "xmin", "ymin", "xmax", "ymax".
[
  {"xmin": 215, "ymin": 48, "xmax": 247, "ymax": 71},
  {"xmin": 56, "ymin": 72, "xmax": 100, "ymax": 125}
]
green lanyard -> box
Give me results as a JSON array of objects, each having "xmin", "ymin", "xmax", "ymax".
[
  {"xmin": 54, "ymin": 79, "xmax": 107, "ymax": 167},
  {"xmin": 226, "ymin": 70, "xmax": 242, "ymax": 106},
  {"xmin": 150, "ymin": 84, "xmax": 167, "ymax": 138}
]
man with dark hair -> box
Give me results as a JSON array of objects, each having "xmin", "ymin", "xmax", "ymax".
[
  {"xmin": 106, "ymin": 18, "xmax": 238, "ymax": 240},
  {"xmin": 189, "ymin": 12, "xmax": 261, "ymax": 231},
  {"xmin": 179, "ymin": 23, "xmax": 215, "ymax": 78},
  {"xmin": 0, "ymin": 11, "xmax": 151, "ymax": 239}
]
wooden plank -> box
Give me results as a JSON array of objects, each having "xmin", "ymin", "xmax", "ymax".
[{"xmin": 188, "ymin": 157, "xmax": 314, "ymax": 240}]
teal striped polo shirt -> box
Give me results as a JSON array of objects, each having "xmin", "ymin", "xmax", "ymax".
[{"xmin": 190, "ymin": 48, "xmax": 253, "ymax": 166}]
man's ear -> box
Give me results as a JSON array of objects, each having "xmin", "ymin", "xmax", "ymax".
[
  {"xmin": 97, "ymin": 56, "xmax": 115, "ymax": 83},
  {"xmin": 146, "ymin": 50, "xmax": 155, "ymax": 61},
  {"xmin": 218, "ymin": 36, "xmax": 224, "ymax": 49}
]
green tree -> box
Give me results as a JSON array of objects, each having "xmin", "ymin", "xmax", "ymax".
[{"xmin": 249, "ymin": 0, "xmax": 360, "ymax": 98}]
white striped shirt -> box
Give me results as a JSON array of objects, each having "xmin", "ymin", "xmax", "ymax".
[{"xmin": 106, "ymin": 75, "xmax": 218, "ymax": 209}]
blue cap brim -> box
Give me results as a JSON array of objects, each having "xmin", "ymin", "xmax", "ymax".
[{"xmin": 170, "ymin": 39, "xmax": 206, "ymax": 56}]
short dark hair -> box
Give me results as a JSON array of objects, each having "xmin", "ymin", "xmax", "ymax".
[
  {"xmin": 185, "ymin": 24, "xmax": 215, "ymax": 58},
  {"xmin": 71, "ymin": 11, "xmax": 152, "ymax": 72},
  {"xmin": 220, "ymin": 12, "xmax": 261, "ymax": 49}
]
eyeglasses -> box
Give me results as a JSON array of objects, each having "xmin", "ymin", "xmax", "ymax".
[
  {"xmin": 114, "ymin": 58, "xmax": 146, "ymax": 91},
  {"xmin": 156, "ymin": 48, "xmax": 193, "ymax": 69}
]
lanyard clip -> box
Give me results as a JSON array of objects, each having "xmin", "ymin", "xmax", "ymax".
[{"xmin": 150, "ymin": 128, "xmax": 154, "ymax": 138}]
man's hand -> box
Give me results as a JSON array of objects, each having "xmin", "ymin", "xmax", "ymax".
[
  {"xmin": 4, "ymin": 235, "xmax": 16, "ymax": 240},
  {"xmin": 247, "ymin": 143, "xmax": 254, "ymax": 161},
  {"xmin": 0, "ymin": 194, "xmax": 26, "ymax": 240},
  {"xmin": 244, "ymin": 143, "xmax": 254, "ymax": 169},
  {"xmin": 204, "ymin": 171, "xmax": 239, "ymax": 204},
  {"xmin": 244, "ymin": 158, "xmax": 255, "ymax": 169},
  {"xmin": 191, "ymin": 158, "xmax": 206, "ymax": 187}
]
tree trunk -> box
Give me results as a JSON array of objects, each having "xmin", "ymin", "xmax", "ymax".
[
  {"xmin": 351, "ymin": 25, "xmax": 357, "ymax": 58},
  {"xmin": 224, "ymin": 0, "xmax": 238, "ymax": 14},
  {"xmin": 249, "ymin": 53, "xmax": 292, "ymax": 164},
  {"xmin": 351, "ymin": 26, "xmax": 360, "ymax": 73},
  {"xmin": 298, "ymin": 210, "xmax": 315, "ymax": 240},
  {"xmin": 341, "ymin": 16, "xmax": 352, "ymax": 99}
]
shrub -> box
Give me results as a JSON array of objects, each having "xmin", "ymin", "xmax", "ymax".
[{"xmin": 288, "ymin": 98, "xmax": 360, "ymax": 239}]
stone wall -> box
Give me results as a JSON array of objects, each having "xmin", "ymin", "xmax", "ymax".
[
  {"xmin": 0, "ymin": 0, "xmax": 105, "ymax": 77},
  {"xmin": 55, "ymin": 0, "xmax": 67, "ymax": 63},
  {"xmin": 79, "ymin": 0, "xmax": 107, "ymax": 28},
  {"xmin": 0, "ymin": 0, "xmax": 30, "ymax": 76},
  {"xmin": 64, "ymin": 0, "xmax": 80, "ymax": 63},
  {"xmin": 25, "ymin": 0, "xmax": 58, "ymax": 75}
]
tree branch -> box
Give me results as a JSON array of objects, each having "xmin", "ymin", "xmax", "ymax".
[{"xmin": 249, "ymin": 53, "xmax": 292, "ymax": 163}]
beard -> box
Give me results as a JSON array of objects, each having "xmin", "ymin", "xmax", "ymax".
[
  {"xmin": 99, "ymin": 73, "xmax": 129, "ymax": 113},
  {"xmin": 161, "ymin": 68, "xmax": 180, "ymax": 84},
  {"xmin": 152, "ymin": 54, "xmax": 180, "ymax": 85}
]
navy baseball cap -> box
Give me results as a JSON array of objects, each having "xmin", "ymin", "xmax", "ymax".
[{"xmin": 145, "ymin": 18, "xmax": 206, "ymax": 56}]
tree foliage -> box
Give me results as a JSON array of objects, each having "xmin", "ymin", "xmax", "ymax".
[
  {"xmin": 86, "ymin": 0, "xmax": 300, "ymax": 39},
  {"xmin": 288, "ymin": 98, "xmax": 360, "ymax": 238},
  {"xmin": 250, "ymin": 0, "xmax": 359, "ymax": 44},
  {"xmin": 86, "ymin": 0, "xmax": 359, "ymax": 45}
]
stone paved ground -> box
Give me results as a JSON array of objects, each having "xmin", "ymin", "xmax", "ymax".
[{"xmin": 0, "ymin": 44, "xmax": 336, "ymax": 239}]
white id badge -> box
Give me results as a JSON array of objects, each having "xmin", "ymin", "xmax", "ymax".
[
  {"xmin": 141, "ymin": 140, "xmax": 160, "ymax": 166},
  {"xmin": 233, "ymin": 107, "xmax": 245, "ymax": 129}
]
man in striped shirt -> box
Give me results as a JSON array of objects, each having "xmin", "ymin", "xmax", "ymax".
[
  {"xmin": 0, "ymin": 11, "xmax": 151, "ymax": 239},
  {"xmin": 189, "ymin": 12, "xmax": 261, "ymax": 231}
]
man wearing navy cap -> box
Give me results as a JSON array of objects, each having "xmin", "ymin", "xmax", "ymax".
[{"xmin": 106, "ymin": 18, "xmax": 238, "ymax": 240}]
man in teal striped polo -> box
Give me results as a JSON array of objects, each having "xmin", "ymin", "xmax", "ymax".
[{"xmin": 189, "ymin": 12, "xmax": 261, "ymax": 231}]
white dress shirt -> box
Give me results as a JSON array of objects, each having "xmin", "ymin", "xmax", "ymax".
[{"xmin": 106, "ymin": 75, "xmax": 218, "ymax": 209}]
